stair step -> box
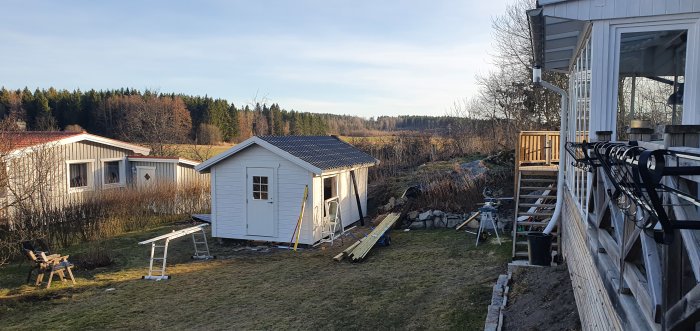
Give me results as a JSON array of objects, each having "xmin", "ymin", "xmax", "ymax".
[
  {"xmin": 516, "ymin": 231, "xmax": 558, "ymax": 236},
  {"xmin": 519, "ymin": 194, "xmax": 557, "ymax": 199},
  {"xmin": 520, "ymin": 178, "xmax": 557, "ymax": 183},
  {"xmin": 518, "ymin": 212, "xmax": 554, "ymax": 217},
  {"xmin": 518, "ymin": 203, "xmax": 556, "ymax": 208},
  {"xmin": 514, "ymin": 252, "xmax": 529, "ymax": 258},
  {"xmin": 515, "ymin": 241, "xmax": 528, "ymax": 245},
  {"xmin": 519, "ymin": 186, "xmax": 557, "ymax": 191},
  {"xmin": 518, "ymin": 221, "xmax": 550, "ymax": 226}
]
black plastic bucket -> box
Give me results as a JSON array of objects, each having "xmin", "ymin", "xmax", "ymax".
[{"xmin": 527, "ymin": 232, "xmax": 553, "ymax": 266}]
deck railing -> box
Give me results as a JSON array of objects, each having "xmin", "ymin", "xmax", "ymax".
[{"xmin": 517, "ymin": 131, "xmax": 560, "ymax": 166}]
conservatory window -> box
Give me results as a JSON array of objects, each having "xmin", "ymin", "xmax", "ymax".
[
  {"xmin": 616, "ymin": 29, "xmax": 687, "ymax": 140},
  {"xmin": 567, "ymin": 36, "xmax": 591, "ymax": 214}
]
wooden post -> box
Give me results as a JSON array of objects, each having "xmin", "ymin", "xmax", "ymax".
[{"xmin": 350, "ymin": 170, "xmax": 364, "ymax": 226}]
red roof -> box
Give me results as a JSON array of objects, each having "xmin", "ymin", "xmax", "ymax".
[{"xmin": 1, "ymin": 131, "xmax": 82, "ymax": 150}]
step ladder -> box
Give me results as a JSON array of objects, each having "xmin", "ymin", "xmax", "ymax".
[
  {"xmin": 512, "ymin": 169, "xmax": 559, "ymax": 259},
  {"xmin": 320, "ymin": 198, "xmax": 343, "ymax": 245},
  {"xmin": 139, "ymin": 224, "xmax": 214, "ymax": 280}
]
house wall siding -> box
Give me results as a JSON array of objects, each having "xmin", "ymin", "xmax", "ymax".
[
  {"xmin": 543, "ymin": 0, "xmax": 700, "ymax": 20},
  {"xmin": 7, "ymin": 141, "xmax": 133, "ymax": 208},
  {"xmin": 128, "ymin": 161, "xmax": 176, "ymax": 185},
  {"xmin": 562, "ymin": 189, "xmax": 624, "ymax": 331},
  {"xmin": 176, "ymin": 164, "xmax": 208, "ymax": 186}
]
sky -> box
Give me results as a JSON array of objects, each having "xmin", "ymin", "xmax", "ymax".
[{"xmin": 0, "ymin": 1, "xmax": 509, "ymax": 117}]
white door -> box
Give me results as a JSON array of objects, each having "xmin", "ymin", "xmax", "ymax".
[
  {"xmin": 136, "ymin": 166, "xmax": 156, "ymax": 188},
  {"xmin": 246, "ymin": 167, "xmax": 275, "ymax": 236}
]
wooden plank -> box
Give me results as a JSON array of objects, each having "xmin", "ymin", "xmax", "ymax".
[
  {"xmin": 455, "ymin": 212, "xmax": 480, "ymax": 231},
  {"xmin": 350, "ymin": 170, "xmax": 365, "ymax": 226},
  {"xmin": 640, "ymin": 231, "xmax": 663, "ymax": 322},
  {"xmin": 666, "ymin": 284, "xmax": 700, "ymax": 331}
]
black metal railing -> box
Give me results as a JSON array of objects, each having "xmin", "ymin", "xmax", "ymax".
[{"xmin": 566, "ymin": 140, "xmax": 700, "ymax": 244}]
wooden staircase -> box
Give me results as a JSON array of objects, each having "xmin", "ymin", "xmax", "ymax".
[{"xmin": 511, "ymin": 131, "xmax": 561, "ymax": 260}]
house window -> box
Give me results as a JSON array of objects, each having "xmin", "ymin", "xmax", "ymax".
[
  {"xmin": 252, "ymin": 176, "xmax": 268, "ymax": 200},
  {"xmin": 69, "ymin": 163, "xmax": 90, "ymax": 189},
  {"xmin": 103, "ymin": 160, "xmax": 123, "ymax": 186},
  {"xmin": 66, "ymin": 160, "xmax": 94, "ymax": 192},
  {"xmin": 616, "ymin": 29, "xmax": 687, "ymax": 139}
]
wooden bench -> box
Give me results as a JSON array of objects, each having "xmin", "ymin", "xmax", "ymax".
[{"xmin": 24, "ymin": 250, "xmax": 75, "ymax": 288}]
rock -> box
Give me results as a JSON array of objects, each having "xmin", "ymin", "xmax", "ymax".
[
  {"xmin": 433, "ymin": 216, "xmax": 444, "ymax": 228},
  {"xmin": 409, "ymin": 221, "xmax": 425, "ymax": 230},
  {"xmin": 418, "ymin": 210, "xmax": 433, "ymax": 221},
  {"xmin": 408, "ymin": 211, "xmax": 419, "ymax": 220},
  {"xmin": 467, "ymin": 220, "xmax": 480, "ymax": 229},
  {"xmin": 447, "ymin": 218, "xmax": 462, "ymax": 228},
  {"xmin": 396, "ymin": 197, "xmax": 408, "ymax": 206},
  {"xmin": 433, "ymin": 210, "xmax": 444, "ymax": 217},
  {"xmin": 425, "ymin": 219, "xmax": 434, "ymax": 229}
]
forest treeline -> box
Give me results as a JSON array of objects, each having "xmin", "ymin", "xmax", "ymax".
[{"xmin": 0, "ymin": 87, "xmax": 472, "ymax": 144}]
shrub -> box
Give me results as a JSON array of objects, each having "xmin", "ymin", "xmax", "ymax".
[
  {"xmin": 197, "ymin": 123, "xmax": 223, "ymax": 145},
  {"xmin": 0, "ymin": 182, "xmax": 210, "ymax": 265}
]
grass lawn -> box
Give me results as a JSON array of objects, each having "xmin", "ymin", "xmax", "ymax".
[{"xmin": 0, "ymin": 223, "xmax": 510, "ymax": 330}]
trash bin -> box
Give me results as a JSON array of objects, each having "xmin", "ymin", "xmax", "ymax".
[{"xmin": 527, "ymin": 232, "xmax": 552, "ymax": 266}]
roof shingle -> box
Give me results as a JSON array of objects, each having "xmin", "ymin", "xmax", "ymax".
[{"xmin": 258, "ymin": 135, "xmax": 378, "ymax": 171}]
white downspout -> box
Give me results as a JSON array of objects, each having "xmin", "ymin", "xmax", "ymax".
[{"xmin": 532, "ymin": 66, "xmax": 568, "ymax": 235}]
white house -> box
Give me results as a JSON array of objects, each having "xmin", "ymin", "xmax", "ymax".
[
  {"xmin": 195, "ymin": 136, "xmax": 379, "ymax": 245},
  {"xmin": 526, "ymin": 1, "xmax": 700, "ymax": 330},
  {"xmin": 1, "ymin": 131, "xmax": 207, "ymax": 218}
]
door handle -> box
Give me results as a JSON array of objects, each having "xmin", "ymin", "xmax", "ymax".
[{"xmin": 267, "ymin": 201, "xmax": 274, "ymax": 204}]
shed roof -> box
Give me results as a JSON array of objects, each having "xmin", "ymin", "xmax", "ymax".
[{"xmin": 195, "ymin": 136, "xmax": 379, "ymax": 174}]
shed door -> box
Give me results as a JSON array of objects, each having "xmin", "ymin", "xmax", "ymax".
[
  {"xmin": 136, "ymin": 166, "xmax": 156, "ymax": 188},
  {"xmin": 246, "ymin": 167, "xmax": 275, "ymax": 236}
]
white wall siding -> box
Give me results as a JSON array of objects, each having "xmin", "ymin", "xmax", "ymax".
[
  {"xmin": 127, "ymin": 161, "xmax": 176, "ymax": 185},
  {"xmin": 543, "ymin": 0, "xmax": 700, "ymax": 20},
  {"xmin": 176, "ymin": 164, "xmax": 209, "ymax": 186},
  {"xmin": 212, "ymin": 145, "xmax": 315, "ymax": 244}
]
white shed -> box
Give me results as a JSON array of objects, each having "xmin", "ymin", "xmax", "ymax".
[{"xmin": 195, "ymin": 136, "xmax": 379, "ymax": 245}]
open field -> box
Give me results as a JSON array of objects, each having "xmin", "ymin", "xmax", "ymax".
[
  {"xmin": 0, "ymin": 221, "xmax": 510, "ymax": 330},
  {"xmin": 165, "ymin": 143, "xmax": 235, "ymax": 161}
]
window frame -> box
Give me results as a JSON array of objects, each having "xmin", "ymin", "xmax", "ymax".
[
  {"xmin": 252, "ymin": 175, "xmax": 269, "ymax": 200},
  {"xmin": 66, "ymin": 159, "xmax": 95, "ymax": 193},
  {"xmin": 607, "ymin": 16, "xmax": 700, "ymax": 138},
  {"xmin": 101, "ymin": 157, "xmax": 126, "ymax": 188}
]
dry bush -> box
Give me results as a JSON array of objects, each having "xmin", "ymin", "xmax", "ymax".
[
  {"xmin": 0, "ymin": 182, "xmax": 210, "ymax": 265},
  {"xmin": 197, "ymin": 123, "xmax": 222, "ymax": 145},
  {"xmin": 413, "ymin": 166, "xmax": 513, "ymax": 212}
]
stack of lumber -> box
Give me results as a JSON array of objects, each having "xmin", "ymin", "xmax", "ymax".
[{"xmin": 334, "ymin": 213, "xmax": 400, "ymax": 262}]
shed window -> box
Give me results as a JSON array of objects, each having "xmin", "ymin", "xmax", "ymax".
[
  {"xmin": 69, "ymin": 163, "xmax": 90, "ymax": 188},
  {"xmin": 104, "ymin": 160, "xmax": 122, "ymax": 185},
  {"xmin": 323, "ymin": 176, "xmax": 338, "ymax": 217},
  {"xmin": 252, "ymin": 176, "xmax": 268, "ymax": 200},
  {"xmin": 323, "ymin": 176, "xmax": 337, "ymax": 200}
]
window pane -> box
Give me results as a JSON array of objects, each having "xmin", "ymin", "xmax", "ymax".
[
  {"xmin": 617, "ymin": 30, "xmax": 687, "ymax": 139},
  {"xmin": 253, "ymin": 176, "xmax": 261, "ymax": 184},
  {"xmin": 105, "ymin": 161, "xmax": 120, "ymax": 184},
  {"xmin": 260, "ymin": 184, "xmax": 268, "ymax": 193},
  {"xmin": 70, "ymin": 163, "xmax": 88, "ymax": 188},
  {"xmin": 253, "ymin": 192, "xmax": 260, "ymax": 199},
  {"xmin": 253, "ymin": 184, "xmax": 260, "ymax": 192},
  {"xmin": 260, "ymin": 192, "xmax": 268, "ymax": 200},
  {"xmin": 260, "ymin": 176, "xmax": 268, "ymax": 184}
]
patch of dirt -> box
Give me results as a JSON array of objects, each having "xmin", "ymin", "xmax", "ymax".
[{"xmin": 503, "ymin": 265, "xmax": 581, "ymax": 331}]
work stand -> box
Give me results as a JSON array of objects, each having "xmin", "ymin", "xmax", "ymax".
[{"xmin": 139, "ymin": 224, "xmax": 214, "ymax": 281}]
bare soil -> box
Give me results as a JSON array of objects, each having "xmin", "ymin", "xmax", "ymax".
[{"xmin": 502, "ymin": 265, "xmax": 581, "ymax": 331}]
